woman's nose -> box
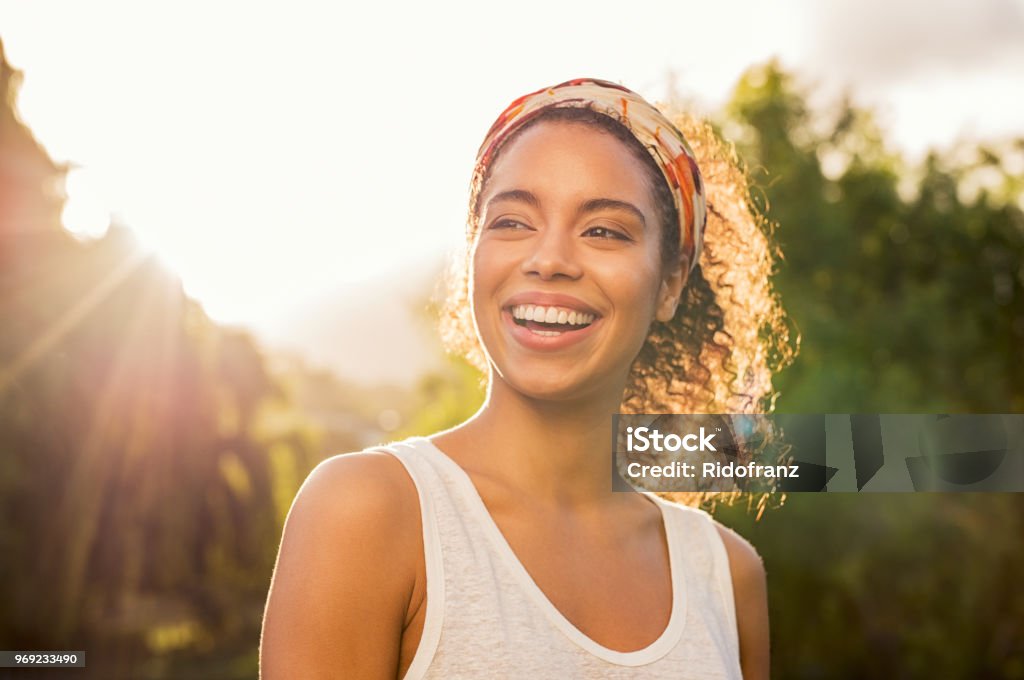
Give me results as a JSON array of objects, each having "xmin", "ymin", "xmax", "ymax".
[{"xmin": 520, "ymin": 226, "xmax": 583, "ymax": 280}]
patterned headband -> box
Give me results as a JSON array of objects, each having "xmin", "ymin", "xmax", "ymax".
[{"xmin": 474, "ymin": 77, "xmax": 706, "ymax": 273}]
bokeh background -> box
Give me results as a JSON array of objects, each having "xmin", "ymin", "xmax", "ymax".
[{"xmin": 1, "ymin": 1, "xmax": 1023, "ymax": 677}]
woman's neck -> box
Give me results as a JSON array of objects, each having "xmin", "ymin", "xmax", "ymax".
[{"xmin": 436, "ymin": 371, "xmax": 627, "ymax": 508}]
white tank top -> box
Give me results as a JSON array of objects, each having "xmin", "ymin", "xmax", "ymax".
[{"xmin": 375, "ymin": 436, "xmax": 743, "ymax": 679}]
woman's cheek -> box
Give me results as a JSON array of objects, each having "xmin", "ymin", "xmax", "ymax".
[
  {"xmin": 469, "ymin": 247, "xmax": 505, "ymax": 347},
  {"xmin": 595, "ymin": 258, "xmax": 661, "ymax": 315}
]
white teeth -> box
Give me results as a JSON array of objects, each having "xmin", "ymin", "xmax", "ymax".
[
  {"xmin": 532, "ymin": 329, "xmax": 562, "ymax": 337},
  {"xmin": 509, "ymin": 304, "xmax": 598, "ymax": 326}
]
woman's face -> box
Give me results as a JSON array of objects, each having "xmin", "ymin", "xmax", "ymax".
[{"xmin": 471, "ymin": 120, "xmax": 685, "ymax": 402}]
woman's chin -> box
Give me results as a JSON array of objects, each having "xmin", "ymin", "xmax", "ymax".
[{"xmin": 493, "ymin": 368, "xmax": 606, "ymax": 404}]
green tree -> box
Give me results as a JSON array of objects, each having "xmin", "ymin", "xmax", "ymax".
[
  {"xmin": 726, "ymin": 60, "xmax": 1024, "ymax": 413},
  {"xmin": 716, "ymin": 61, "xmax": 1024, "ymax": 679}
]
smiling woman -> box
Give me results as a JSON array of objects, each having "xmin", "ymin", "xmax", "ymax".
[
  {"xmin": 470, "ymin": 119, "xmax": 680, "ymax": 402},
  {"xmin": 260, "ymin": 78, "xmax": 790, "ymax": 679}
]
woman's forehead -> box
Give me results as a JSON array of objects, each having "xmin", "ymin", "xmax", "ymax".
[{"xmin": 481, "ymin": 121, "xmax": 654, "ymax": 206}]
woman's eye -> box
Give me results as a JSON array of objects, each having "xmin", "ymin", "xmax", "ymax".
[
  {"xmin": 489, "ymin": 218, "xmax": 531, "ymax": 230},
  {"xmin": 584, "ymin": 226, "xmax": 630, "ymax": 241}
]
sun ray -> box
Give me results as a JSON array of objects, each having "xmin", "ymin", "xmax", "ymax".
[
  {"xmin": 46, "ymin": 260, "xmax": 183, "ymax": 638},
  {"xmin": 0, "ymin": 247, "xmax": 149, "ymax": 395}
]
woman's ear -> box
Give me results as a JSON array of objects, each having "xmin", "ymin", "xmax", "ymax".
[{"xmin": 655, "ymin": 257, "xmax": 688, "ymax": 323}]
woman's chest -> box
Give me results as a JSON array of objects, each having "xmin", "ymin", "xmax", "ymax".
[{"xmin": 489, "ymin": 504, "xmax": 675, "ymax": 653}]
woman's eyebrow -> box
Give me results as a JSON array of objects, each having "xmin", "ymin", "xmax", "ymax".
[
  {"xmin": 485, "ymin": 189, "xmax": 540, "ymax": 210},
  {"xmin": 578, "ymin": 198, "xmax": 647, "ymax": 229},
  {"xmin": 485, "ymin": 191, "xmax": 646, "ymax": 229}
]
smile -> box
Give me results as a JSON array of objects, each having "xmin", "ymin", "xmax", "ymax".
[
  {"xmin": 501, "ymin": 302, "xmax": 602, "ymax": 350},
  {"xmin": 509, "ymin": 304, "xmax": 597, "ymax": 336}
]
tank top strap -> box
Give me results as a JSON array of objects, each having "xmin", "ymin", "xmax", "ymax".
[
  {"xmin": 367, "ymin": 438, "xmax": 449, "ymax": 680},
  {"xmin": 652, "ymin": 499, "xmax": 741, "ymax": 660},
  {"xmin": 378, "ymin": 437, "xmax": 498, "ymax": 549}
]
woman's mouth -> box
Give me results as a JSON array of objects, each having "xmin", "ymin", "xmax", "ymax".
[{"xmin": 506, "ymin": 304, "xmax": 599, "ymax": 339}]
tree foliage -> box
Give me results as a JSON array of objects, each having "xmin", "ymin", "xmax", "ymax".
[
  {"xmin": 715, "ymin": 60, "xmax": 1024, "ymax": 679},
  {"xmin": 727, "ymin": 61, "xmax": 1024, "ymax": 413},
  {"xmin": 0, "ymin": 40, "xmax": 318, "ymax": 677}
]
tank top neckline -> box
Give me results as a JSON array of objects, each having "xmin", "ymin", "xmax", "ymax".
[{"xmin": 409, "ymin": 435, "xmax": 688, "ymax": 667}]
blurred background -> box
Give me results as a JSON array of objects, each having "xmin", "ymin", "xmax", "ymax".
[{"xmin": 0, "ymin": 0, "xmax": 1022, "ymax": 677}]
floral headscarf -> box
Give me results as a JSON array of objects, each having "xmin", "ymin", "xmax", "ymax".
[{"xmin": 474, "ymin": 78, "xmax": 706, "ymax": 273}]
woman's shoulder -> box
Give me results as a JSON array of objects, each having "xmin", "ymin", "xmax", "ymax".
[
  {"xmin": 292, "ymin": 448, "xmax": 422, "ymax": 539},
  {"xmin": 261, "ymin": 448, "xmax": 425, "ymax": 677},
  {"xmin": 658, "ymin": 499, "xmax": 769, "ymax": 676},
  {"xmin": 276, "ymin": 448, "xmax": 425, "ymax": 590},
  {"xmin": 711, "ymin": 519, "xmax": 766, "ymax": 592},
  {"xmin": 657, "ymin": 498, "xmax": 766, "ymax": 588},
  {"xmin": 705, "ymin": 515, "xmax": 770, "ymax": 679}
]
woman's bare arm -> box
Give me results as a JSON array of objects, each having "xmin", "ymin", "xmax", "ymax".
[
  {"xmin": 715, "ymin": 524, "xmax": 770, "ymax": 680},
  {"xmin": 260, "ymin": 452, "xmax": 421, "ymax": 679}
]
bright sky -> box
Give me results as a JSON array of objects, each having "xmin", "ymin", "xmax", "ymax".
[{"xmin": 1, "ymin": 0, "xmax": 1022, "ymax": 342}]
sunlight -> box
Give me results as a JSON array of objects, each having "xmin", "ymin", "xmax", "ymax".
[
  {"xmin": 61, "ymin": 168, "xmax": 111, "ymax": 240},
  {"xmin": 0, "ymin": 248, "xmax": 150, "ymax": 395},
  {"xmin": 2, "ymin": 0, "xmax": 1021, "ymax": 368}
]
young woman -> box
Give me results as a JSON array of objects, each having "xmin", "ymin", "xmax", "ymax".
[{"xmin": 261, "ymin": 78, "xmax": 789, "ymax": 679}]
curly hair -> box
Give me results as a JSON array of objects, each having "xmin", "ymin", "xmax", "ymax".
[{"xmin": 439, "ymin": 104, "xmax": 795, "ymax": 420}]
